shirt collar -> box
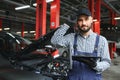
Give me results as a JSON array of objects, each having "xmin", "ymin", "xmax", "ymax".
[{"xmin": 78, "ymin": 29, "xmax": 94, "ymax": 39}]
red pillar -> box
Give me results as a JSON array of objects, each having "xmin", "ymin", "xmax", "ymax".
[
  {"xmin": 21, "ymin": 23, "xmax": 24, "ymax": 37},
  {"xmin": 95, "ymin": 0, "xmax": 101, "ymax": 21},
  {"xmin": 111, "ymin": 12, "xmax": 117, "ymax": 25},
  {"xmin": 93, "ymin": 21, "xmax": 100, "ymax": 34},
  {"xmin": 94, "ymin": 0, "xmax": 101, "ymax": 34},
  {"xmin": 35, "ymin": 0, "xmax": 47, "ymax": 39},
  {"xmin": 50, "ymin": 0, "xmax": 60, "ymax": 29},
  {"xmin": 88, "ymin": 0, "xmax": 94, "ymax": 18},
  {"xmin": 0, "ymin": 18, "xmax": 2, "ymax": 31},
  {"xmin": 109, "ymin": 42, "xmax": 116, "ymax": 59},
  {"xmin": 88, "ymin": 0, "xmax": 100, "ymax": 34}
]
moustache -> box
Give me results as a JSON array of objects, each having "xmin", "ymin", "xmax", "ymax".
[{"xmin": 81, "ymin": 25, "xmax": 87, "ymax": 27}]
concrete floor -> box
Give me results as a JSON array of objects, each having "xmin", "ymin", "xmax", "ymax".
[
  {"xmin": 0, "ymin": 55, "xmax": 53, "ymax": 80},
  {"xmin": 102, "ymin": 56, "xmax": 120, "ymax": 80},
  {"xmin": 0, "ymin": 54, "xmax": 120, "ymax": 80}
]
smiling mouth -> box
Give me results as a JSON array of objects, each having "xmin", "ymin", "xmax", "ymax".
[
  {"xmin": 82, "ymin": 26, "xmax": 87, "ymax": 29},
  {"xmin": 82, "ymin": 25, "xmax": 87, "ymax": 27}
]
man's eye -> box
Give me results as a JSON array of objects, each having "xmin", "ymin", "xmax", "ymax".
[
  {"xmin": 85, "ymin": 17, "xmax": 89, "ymax": 20},
  {"xmin": 78, "ymin": 19, "xmax": 82, "ymax": 21}
]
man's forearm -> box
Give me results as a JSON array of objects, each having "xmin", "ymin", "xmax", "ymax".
[
  {"xmin": 51, "ymin": 23, "xmax": 70, "ymax": 45},
  {"xmin": 93, "ymin": 60, "xmax": 111, "ymax": 73}
]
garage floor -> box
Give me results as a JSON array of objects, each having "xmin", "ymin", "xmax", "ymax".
[
  {"xmin": 0, "ymin": 54, "xmax": 120, "ymax": 80},
  {"xmin": 0, "ymin": 55, "xmax": 53, "ymax": 80},
  {"xmin": 102, "ymin": 56, "xmax": 120, "ymax": 80}
]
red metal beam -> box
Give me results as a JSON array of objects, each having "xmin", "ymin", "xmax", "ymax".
[
  {"xmin": 93, "ymin": 0, "xmax": 101, "ymax": 34},
  {"xmin": 101, "ymin": 1, "xmax": 117, "ymax": 25},
  {"xmin": 50, "ymin": 0, "xmax": 60, "ymax": 29},
  {"xmin": 111, "ymin": 12, "xmax": 117, "ymax": 25},
  {"xmin": 88, "ymin": 0, "xmax": 95, "ymax": 18},
  {"xmin": 109, "ymin": 42, "xmax": 116, "ymax": 59},
  {"xmin": 101, "ymin": 1, "xmax": 112, "ymax": 11},
  {"xmin": 95, "ymin": 0, "xmax": 101, "ymax": 22},
  {"xmin": 88, "ymin": 0, "xmax": 100, "ymax": 34},
  {"xmin": 35, "ymin": 0, "xmax": 47, "ymax": 39},
  {"xmin": 93, "ymin": 21, "xmax": 100, "ymax": 34}
]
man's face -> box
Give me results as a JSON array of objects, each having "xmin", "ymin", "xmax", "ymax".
[{"xmin": 77, "ymin": 15, "xmax": 93, "ymax": 33}]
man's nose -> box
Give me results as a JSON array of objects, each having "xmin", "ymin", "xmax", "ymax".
[{"xmin": 82, "ymin": 20, "xmax": 86, "ymax": 25}]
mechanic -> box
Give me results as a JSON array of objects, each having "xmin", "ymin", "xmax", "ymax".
[{"xmin": 51, "ymin": 7, "xmax": 111, "ymax": 80}]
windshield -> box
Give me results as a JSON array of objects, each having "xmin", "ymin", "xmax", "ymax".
[{"xmin": 0, "ymin": 31, "xmax": 32, "ymax": 53}]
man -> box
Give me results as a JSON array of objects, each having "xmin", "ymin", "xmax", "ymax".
[{"xmin": 51, "ymin": 7, "xmax": 111, "ymax": 80}]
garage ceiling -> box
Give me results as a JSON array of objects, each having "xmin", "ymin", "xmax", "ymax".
[
  {"xmin": 0, "ymin": 0, "xmax": 120, "ymax": 23},
  {"xmin": 0, "ymin": 0, "xmax": 120, "ymax": 38}
]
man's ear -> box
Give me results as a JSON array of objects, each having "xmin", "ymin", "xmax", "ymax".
[
  {"xmin": 74, "ymin": 23, "xmax": 79, "ymax": 32},
  {"xmin": 90, "ymin": 16, "xmax": 93, "ymax": 23}
]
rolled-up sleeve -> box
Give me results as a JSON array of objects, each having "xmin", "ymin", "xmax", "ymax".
[{"xmin": 51, "ymin": 23, "xmax": 70, "ymax": 47}]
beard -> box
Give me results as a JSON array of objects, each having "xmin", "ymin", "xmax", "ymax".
[{"xmin": 77, "ymin": 25, "xmax": 91, "ymax": 33}]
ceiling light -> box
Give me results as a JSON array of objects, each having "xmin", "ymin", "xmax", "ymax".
[
  {"xmin": 93, "ymin": 19, "xmax": 97, "ymax": 22},
  {"xmin": 33, "ymin": 3, "xmax": 37, "ymax": 7},
  {"xmin": 15, "ymin": 5, "xmax": 30, "ymax": 10},
  {"xmin": 4, "ymin": 28, "xmax": 10, "ymax": 30},
  {"xmin": 46, "ymin": 0, "xmax": 54, "ymax": 3},
  {"xmin": 16, "ymin": 32, "xmax": 21, "ymax": 34},
  {"xmin": 114, "ymin": 17, "xmax": 120, "ymax": 20},
  {"xmin": 30, "ymin": 31, "xmax": 35, "ymax": 33},
  {"xmin": 15, "ymin": 0, "xmax": 54, "ymax": 10},
  {"xmin": 33, "ymin": 0, "xmax": 54, "ymax": 7},
  {"xmin": 24, "ymin": 31, "xmax": 28, "ymax": 33}
]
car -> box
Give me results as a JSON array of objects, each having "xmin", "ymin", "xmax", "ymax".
[
  {"xmin": 0, "ymin": 29, "xmax": 100, "ymax": 80},
  {"xmin": 0, "ymin": 31, "xmax": 71, "ymax": 80}
]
